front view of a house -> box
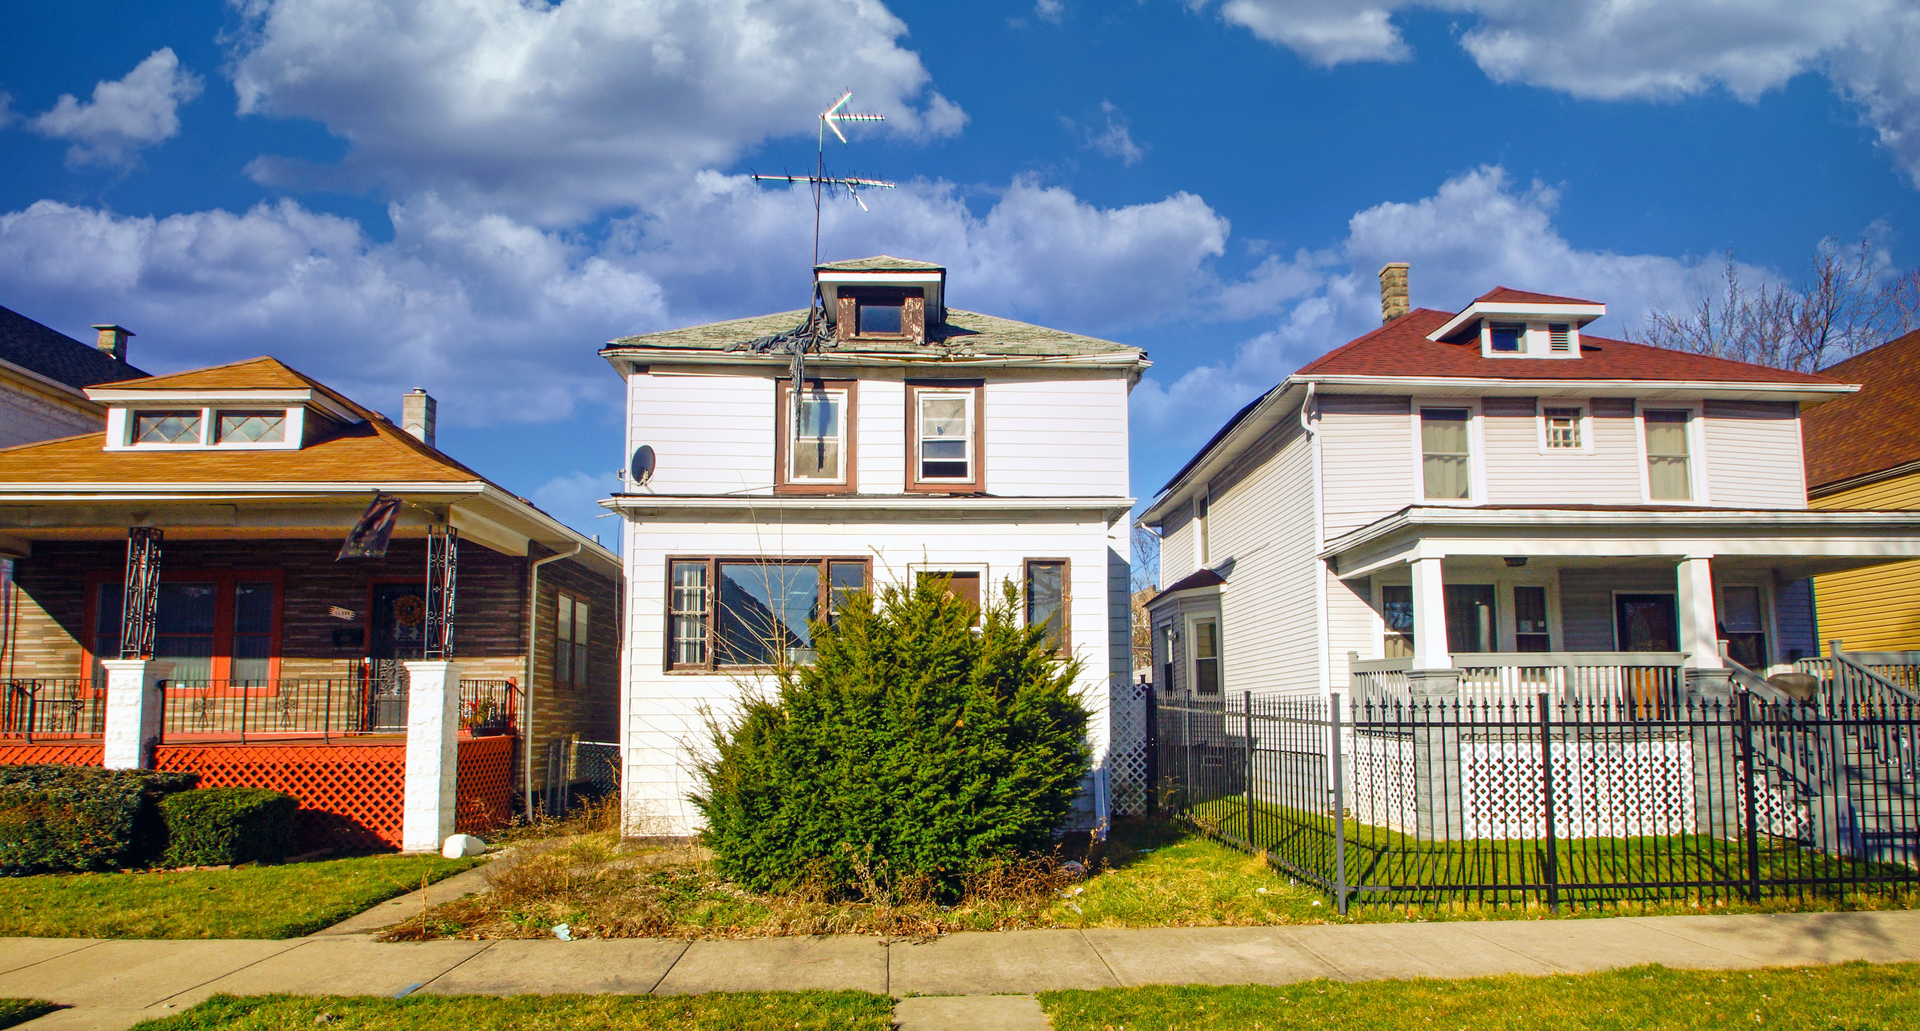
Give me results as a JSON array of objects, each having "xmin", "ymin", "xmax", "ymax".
[
  {"xmin": 603, "ymin": 258, "xmax": 1144, "ymax": 836},
  {"xmin": 1146, "ymin": 266, "xmax": 1920, "ymax": 703}
]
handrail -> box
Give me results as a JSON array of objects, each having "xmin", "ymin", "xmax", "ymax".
[
  {"xmin": 1831, "ymin": 650, "xmax": 1920, "ymax": 705},
  {"xmin": 1723, "ymin": 655, "xmax": 1829, "ymax": 798}
]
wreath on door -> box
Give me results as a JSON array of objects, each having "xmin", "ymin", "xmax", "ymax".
[{"xmin": 393, "ymin": 594, "xmax": 427, "ymax": 627}]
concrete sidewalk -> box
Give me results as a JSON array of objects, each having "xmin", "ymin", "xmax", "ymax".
[{"xmin": 2, "ymin": 910, "xmax": 1917, "ymax": 1030}]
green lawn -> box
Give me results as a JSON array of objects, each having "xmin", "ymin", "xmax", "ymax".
[
  {"xmin": 1040, "ymin": 962, "xmax": 1920, "ymax": 1030},
  {"xmin": 0, "ymin": 854, "xmax": 479, "ymax": 939},
  {"xmin": 127, "ymin": 992, "xmax": 893, "ymax": 1030},
  {"xmin": 0, "ymin": 1000, "xmax": 58, "ymax": 1029}
]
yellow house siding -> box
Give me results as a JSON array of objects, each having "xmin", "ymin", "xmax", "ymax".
[{"xmin": 1812, "ymin": 471, "xmax": 1920, "ymax": 651}]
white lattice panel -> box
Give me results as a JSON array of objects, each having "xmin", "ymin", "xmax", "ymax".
[
  {"xmin": 1459, "ymin": 737, "xmax": 1697, "ymax": 839},
  {"xmin": 1108, "ymin": 680, "xmax": 1149, "ymax": 817},
  {"xmin": 1745, "ymin": 774, "xmax": 1811, "ymax": 840},
  {"xmin": 1347, "ymin": 732, "xmax": 1416, "ymax": 833}
]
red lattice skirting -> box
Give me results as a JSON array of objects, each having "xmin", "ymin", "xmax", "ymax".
[
  {"xmin": 0, "ymin": 742, "xmax": 105, "ymax": 766},
  {"xmin": 456, "ymin": 734, "xmax": 514, "ymax": 835},
  {"xmin": 155, "ymin": 739, "xmax": 407, "ymax": 851}
]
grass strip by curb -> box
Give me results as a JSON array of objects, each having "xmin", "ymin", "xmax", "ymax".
[
  {"xmin": 0, "ymin": 854, "xmax": 479, "ymax": 939},
  {"xmin": 126, "ymin": 991, "xmax": 894, "ymax": 1030},
  {"xmin": 0, "ymin": 999, "xmax": 59, "ymax": 1029},
  {"xmin": 1039, "ymin": 961, "xmax": 1920, "ymax": 1030}
]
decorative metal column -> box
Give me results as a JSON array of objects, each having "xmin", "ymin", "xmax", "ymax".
[
  {"xmin": 120, "ymin": 527, "xmax": 162, "ymax": 659},
  {"xmin": 425, "ymin": 524, "xmax": 458, "ymax": 660}
]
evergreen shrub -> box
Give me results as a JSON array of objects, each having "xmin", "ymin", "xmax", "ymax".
[
  {"xmin": 692, "ymin": 577, "xmax": 1091, "ymax": 899},
  {"xmin": 0, "ymin": 765, "xmax": 199, "ymax": 875},
  {"xmin": 160, "ymin": 787, "xmax": 299, "ymax": 866}
]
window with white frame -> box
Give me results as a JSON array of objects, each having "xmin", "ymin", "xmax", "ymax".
[
  {"xmin": 1421, "ymin": 408, "xmax": 1472, "ymax": 499},
  {"xmin": 215, "ymin": 411, "xmax": 286, "ymax": 444},
  {"xmin": 123, "ymin": 406, "xmax": 302, "ymax": 449},
  {"xmin": 1644, "ymin": 409, "xmax": 1693, "ymax": 500},
  {"xmin": 780, "ymin": 381, "xmax": 851, "ymax": 488},
  {"xmin": 1543, "ymin": 406, "xmax": 1582, "ymax": 450},
  {"xmin": 1189, "ymin": 617, "xmax": 1220, "ymax": 695}
]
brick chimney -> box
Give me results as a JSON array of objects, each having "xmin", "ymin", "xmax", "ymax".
[
  {"xmin": 91, "ymin": 324, "xmax": 134, "ymax": 362},
  {"xmin": 1378, "ymin": 263, "xmax": 1410, "ymax": 324},
  {"xmin": 402, "ymin": 388, "xmax": 437, "ymax": 448}
]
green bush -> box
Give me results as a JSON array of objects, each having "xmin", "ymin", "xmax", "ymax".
[
  {"xmin": 692, "ymin": 578, "xmax": 1092, "ymax": 899},
  {"xmin": 160, "ymin": 787, "xmax": 298, "ymax": 867},
  {"xmin": 0, "ymin": 766, "xmax": 199, "ymax": 875}
]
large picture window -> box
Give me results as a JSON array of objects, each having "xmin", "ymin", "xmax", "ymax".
[
  {"xmin": 88, "ymin": 572, "xmax": 282, "ymax": 685},
  {"xmin": 776, "ymin": 379, "xmax": 855, "ymax": 492},
  {"xmin": 665, "ymin": 558, "xmax": 869, "ymax": 670},
  {"xmin": 906, "ymin": 380, "xmax": 983, "ymax": 491}
]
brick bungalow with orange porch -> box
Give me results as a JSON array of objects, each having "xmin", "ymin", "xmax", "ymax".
[{"xmin": 0, "ymin": 356, "xmax": 621, "ymax": 850}]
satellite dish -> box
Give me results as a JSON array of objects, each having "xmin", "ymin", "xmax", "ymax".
[{"xmin": 629, "ymin": 445, "xmax": 657, "ymax": 488}]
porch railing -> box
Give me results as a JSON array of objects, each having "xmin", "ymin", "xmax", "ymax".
[
  {"xmin": 458, "ymin": 679, "xmax": 520, "ymax": 736},
  {"xmin": 0, "ymin": 679, "xmax": 104, "ymax": 741},
  {"xmin": 1350, "ymin": 652, "xmax": 1687, "ymax": 714},
  {"xmin": 156, "ymin": 677, "xmax": 520, "ymax": 743}
]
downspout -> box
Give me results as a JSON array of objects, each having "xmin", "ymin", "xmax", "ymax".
[
  {"xmin": 1300, "ymin": 383, "xmax": 1333, "ymax": 709},
  {"xmin": 525, "ymin": 542, "xmax": 583, "ymax": 818}
]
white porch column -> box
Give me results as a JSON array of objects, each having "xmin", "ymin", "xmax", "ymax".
[
  {"xmin": 402, "ymin": 659, "xmax": 463, "ymax": 853},
  {"xmin": 100, "ymin": 659, "xmax": 172, "ymax": 769},
  {"xmin": 1410, "ymin": 556, "xmax": 1451, "ymax": 670},
  {"xmin": 1676, "ymin": 554, "xmax": 1722, "ymax": 668}
]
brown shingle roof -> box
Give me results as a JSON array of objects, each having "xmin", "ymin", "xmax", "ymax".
[
  {"xmin": 605, "ymin": 307, "xmax": 1143, "ymax": 360},
  {"xmin": 1297, "ymin": 309, "xmax": 1843, "ymax": 385},
  {"xmin": 0, "ymin": 357, "xmax": 487, "ymax": 486},
  {"xmin": 1803, "ymin": 328, "xmax": 1920, "ymax": 488},
  {"xmin": 1475, "ymin": 286, "xmax": 1601, "ymax": 306}
]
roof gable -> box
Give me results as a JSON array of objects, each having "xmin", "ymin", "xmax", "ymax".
[
  {"xmin": 1475, "ymin": 286, "xmax": 1601, "ymax": 306},
  {"xmin": 0, "ymin": 305, "xmax": 147, "ymax": 389}
]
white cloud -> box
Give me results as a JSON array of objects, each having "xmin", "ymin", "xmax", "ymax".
[
  {"xmin": 1193, "ymin": 1, "xmax": 1920, "ymax": 187},
  {"xmin": 532, "ymin": 471, "xmax": 625, "ymax": 551},
  {"xmin": 1063, "ymin": 101, "xmax": 1147, "ymax": 166},
  {"xmin": 228, "ymin": 0, "xmax": 966, "ymax": 224},
  {"xmin": 30, "ymin": 49, "xmax": 204, "ymax": 166},
  {"xmin": 1132, "ymin": 166, "xmax": 1701, "ymax": 441},
  {"xmin": 1034, "ymin": 0, "xmax": 1067, "ymax": 25}
]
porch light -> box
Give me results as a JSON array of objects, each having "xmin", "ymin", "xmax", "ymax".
[{"xmin": 1503, "ymin": 556, "xmax": 1528, "ymax": 567}]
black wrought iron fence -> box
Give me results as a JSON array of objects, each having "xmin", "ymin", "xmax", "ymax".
[
  {"xmin": 0, "ymin": 679, "xmax": 104, "ymax": 740},
  {"xmin": 159, "ymin": 679, "xmax": 389, "ymax": 741},
  {"xmin": 458, "ymin": 679, "xmax": 520, "ymax": 736},
  {"xmin": 1152, "ymin": 690, "xmax": 1920, "ymax": 913}
]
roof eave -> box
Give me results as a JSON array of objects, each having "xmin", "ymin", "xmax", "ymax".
[{"xmin": 1296, "ymin": 373, "xmax": 1856, "ymax": 401}]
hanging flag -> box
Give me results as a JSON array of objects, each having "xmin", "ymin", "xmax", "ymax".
[{"xmin": 338, "ymin": 492, "xmax": 401, "ymax": 559}]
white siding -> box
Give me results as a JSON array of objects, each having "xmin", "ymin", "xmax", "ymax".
[
  {"xmin": 1326, "ymin": 572, "xmax": 1379, "ymax": 692},
  {"xmin": 622, "ymin": 513, "xmax": 1118, "ymax": 836},
  {"xmin": 857, "ymin": 374, "xmax": 908, "ymax": 494},
  {"xmin": 0, "ymin": 379, "xmax": 99, "ymax": 448},
  {"xmin": 983, "ymin": 373, "xmax": 1130, "ymax": 497},
  {"xmin": 1482, "ymin": 397, "xmax": 1646, "ymax": 505},
  {"xmin": 1158, "ymin": 504, "xmax": 1198, "ymax": 584},
  {"xmin": 1208, "ymin": 418, "xmax": 1323, "ymax": 696},
  {"xmin": 1319, "ymin": 394, "xmax": 1413, "ymax": 535},
  {"xmin": 628, "ymin": 369, "xmax": 776, "ymax": 494},
  {"xmin": 1704, "ymin": 401, "xmax": 1805, "ymax": 508}
]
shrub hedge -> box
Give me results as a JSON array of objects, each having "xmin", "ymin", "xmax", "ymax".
[
  {"xmin": 692, "ymin": 577, "xmax": 1091, "ymax": 899},
  {"xmin": 161, "ymin": 787, "xmax": 299, "ymax": 867},
  {"xmin": 0, "ymin": 766, "xmax": 199, "ymax": 875}
]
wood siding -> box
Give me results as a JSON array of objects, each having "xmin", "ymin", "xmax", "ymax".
[
  {"xmin": 1482, "ymin": 396, "xmax": 1646, "ymax": 504},
  {"xmin": 1327, "ymin": 572, "xmax": 1377, "ymax": 690},
  {"xmin": 1704, "ymin": 400, "xmax": 1805, "ymax": 507},
  {"xmin": 1157, "ymin": 502, "xmax": 1197, "ymax": 585},
  {"xmin": 628, "ymin": 369, "xmax": 778, "ymax": 495},
  {"xmin": 1207, "ymin": 417, "xmax": 1323, "ymax": 696},
  {"xmin": 1812, "ymin": 471, "xmax": 1920, "ymax": 650},
  {"xmin": 1319, "ymin": 394, "xmax": 1412, "ymax": 536},
  {"xmin": 983, "ymin": 373, "xmax": 1129, "ymax": 497}
]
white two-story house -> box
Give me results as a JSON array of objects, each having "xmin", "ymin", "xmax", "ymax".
[
  {"xmin": 601, "ymin": 257, "xmax": 1145, "ymax": 835},
  {"xmin": 1143, "ymin": 265, "xmax": 1920, "ymax": 704}
]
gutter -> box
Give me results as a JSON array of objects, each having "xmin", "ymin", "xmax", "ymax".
[{"xmin": 524, "ymin": 541, "xmax": 582, "ymax": 819}]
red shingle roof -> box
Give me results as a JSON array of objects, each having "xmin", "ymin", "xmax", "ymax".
[
  {"xmin": 1475, "ymin": 286, "xmax": 1601, "ymax": 306},
  {"xmin": 1802, "ymin": 328, "xmax": 1920, "ymax": 488},
  {"xmin": 1297, "ymin": 309, "xmax": 1844, "ymax": 385}
]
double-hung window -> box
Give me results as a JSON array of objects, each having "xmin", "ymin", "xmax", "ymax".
[
  {"xmin": 1190, "ymin": 618, "xmax": 1221, "ymax": 696},
  {"xmin": 1644, "ymin": 409, "xmax": 1693, "ymax": 500},
  {"xmin": 1420, "ymin": 408, "xmax": 1472, "ymax": 500},
  {"xmin": 907, "ymin": 381, "xmax": 983, "ymax": 491},
  {"xmin": 778, "ymin": 380, "xmax": 853, "ymax": 491},
  {"xmin": 666, "ymin": 558, "xmax": 868, "ymax": 670},
  {"xmin": 555, "ymin": 592, "xmax": 590, "ymax": 688}
]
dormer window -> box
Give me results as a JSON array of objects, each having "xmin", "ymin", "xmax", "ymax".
[
  {"xmin": 134, "ymin": 411, "xmax": 202, "ymax": 444},
  {"xmin": 857, "ymin": 295, "xmax": 904, "ymax": 336},
  {"xmin": 1429, "ymin": 288, "xmax": 1604, "ymax": 360},
  {"xmin": 216, "ymin": 411, "xmax": 287, "ymax": 444},
  {"xmin": 814, "ymin": 258, "xmax": 945, "ymax": 346},
  {"xmin": 1489, "ymin": 322, "xmax": 1525, "ymax": 353},
  {"xmin": 106, "ymin": 403, "xmax": 314, "ymax": 451}
]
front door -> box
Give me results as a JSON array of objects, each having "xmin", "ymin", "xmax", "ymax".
[
  {"xmin": 368, "ymin": 583, "xmax": 426, "ymax": 730},
  {"xmin": 1615, "ymin": 593, "xmax": 1678, "ymax": 652}
]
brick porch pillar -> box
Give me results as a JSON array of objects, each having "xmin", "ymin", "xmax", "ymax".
[
  {"xmin": 100, "ymin": 659, "xmax": 172, "ymax": 769},
  {"xmin": 402, "ymin": 660, "xmax": 463, "ymax": 853}
]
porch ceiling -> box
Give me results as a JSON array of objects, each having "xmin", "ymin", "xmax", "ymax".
[{"xmin": 1325, "ymin": 505, "xmax": 1920, "ymax": 580}]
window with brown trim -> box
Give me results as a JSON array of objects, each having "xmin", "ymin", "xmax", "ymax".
[
  {"xmin": 85, "ymin": 570, "xmax": 284, "ymax": 685},
  {"xmin": 916, "ymin": 569, "xmax": 983, "ymax": 627},
  {"xmin": 835, "ymin": 286, "xmax": 925, "ymax": 343},
  {"xmin": 665, "ymin": 557, "xmax": 870, "ymax": 670},
  {"xmin": 1024, "ymin": 559, "xmax": 1069, "ymax": 653},
  {"xmin": 776, "ymin": 379, "xmax": 857, "ymax": 493},
  {"xmin": 905, "ymin": 380, "xmax": 984, "ymax": 492},
  {"xmin": 555, "ymin": 591, "xmax": 590, "ymax": 689}
]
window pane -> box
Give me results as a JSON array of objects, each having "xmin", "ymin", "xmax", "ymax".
[
  {"xmin": 1545, "ymin": 407, "xmax": 1580, "ymax": 448},
  {"xmin": 1514, "ymin": 585, "xmax": 1550, "ymax": 652},
  {"xmin": 1421, "ymin": 409, "xmax": 1470, "ymax": 500},
  {"xmin": 858, "ymin": 300, "xmax": 902, "ymax": 334},
  {"xmin": 557, "ymin": 595, "xmax": 573, "ymax": 646},
  {"xmin": 573, "ymin": 642, "xmax": 589, "ymax": 686},
  {"xmin": 1444, "ymin": 584, "xmax": 1497, "ymax": 654},
  {"xmin": 134, "ymin": 411, "xmax": 201, "ymax": 444},
  {"xmin": 669, "ymin": 562, "xmax": 708, "ymax": 666},
  {"xmin": 555, "ymin": 630, "xmax": 572, "ymax": 684},
  {"xmin": 829, "ymin": 562, "xmax": 866, "ymax": 621},
  {"xmin": 232, "ymin": 633, "xmax": 272, "ymax": 683},
  {"xmin": 1423, "ymin": 455, "xmax": 1470, "ymax": 499},
  {"xmin": 717, "ymin": 562, "xmax": 821, "ymax": 665},
  {"xmin": 573, "ymin": 602, "xmax": 589, "ymax": 645},
  {"xmin": 1648, "ymin": 456, "xmax": 1691, "ymax": 500},
  {"xmin": 791, "ymin": 393, "xmax": 843, "ymax": 481},
  {"xmin": 235, "ymin": 581, "xmax": 274, "ymax": 635},
  {"xmin": 1645, "ymin": 412, "xmax": 1689, "ymax": 455},
  {"xmin": 1026, "ymin": 562, "xmax": 1066, "ymax": 648},
  {"xmin": 216, "ymin": 411, "xmax": 286, "ymax": 443},
  {"xmin": 1490, "ymin": 322, "xmax": 1524, "ymax": 352},
  {"xmin": 156, "ymin": 582, "xmax": 217, "ymax": 682},
  {"xmin": 1192, "ymin": 620, "xmax": 1220, "ymax": 695},
  {"xmin": 918, "ymin": 394, "xmax": 971, "ymax": 480},
  {"xmin": 1380, "ymin": 584, "xmax": 1414, "ymax": 657},
  {"xmin": 1720, "ymin": 586, "xmax": 1762, "ymax": 632}
]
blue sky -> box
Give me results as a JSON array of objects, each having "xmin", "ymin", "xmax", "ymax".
[{"xmin": 3, "ymin": 1, "xmax": 1917, "ymax": 552}]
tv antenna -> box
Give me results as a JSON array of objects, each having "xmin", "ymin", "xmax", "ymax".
[{"xmin": 751, "ymin": 91, "xmax": 896, "ymax": 268}]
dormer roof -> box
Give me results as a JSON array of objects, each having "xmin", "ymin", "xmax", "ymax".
[
  {"xmin": 1474, "ymin": 287, "xmax": 1600, "ymax": 306},
  {"xmin": 1428, "ymin": 289, "xmax": 1608, "ymax": 344},
  {"xmin": 814, "ymin": 255, "xmax": 945, "ymax": 272}
]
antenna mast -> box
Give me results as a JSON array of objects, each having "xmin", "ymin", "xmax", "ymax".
[{"xmin": 751, "ymin": 91, "xmax": 895, "ymax": 268}]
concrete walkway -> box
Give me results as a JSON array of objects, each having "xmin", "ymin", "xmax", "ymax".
[{"xmin": 2, "ymin": 910, "xmax": 1916, "ymax": 1030}]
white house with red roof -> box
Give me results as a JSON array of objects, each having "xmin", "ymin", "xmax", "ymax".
[{"xmin": 1141, "ymin": 265, "xmax": 1920, "ymax": 704}]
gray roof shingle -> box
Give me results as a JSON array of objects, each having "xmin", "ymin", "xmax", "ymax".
[
  {"xmin": 814, "ymin": 255, "xmax": 946, "ymax": 272},
  {"xmin": 0, "ymin": 305, "xmax": 147, "ymax": 389},
  {"xmin": 604, "ymin": 307, "xmax": 1143, "ymax": 360}
]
